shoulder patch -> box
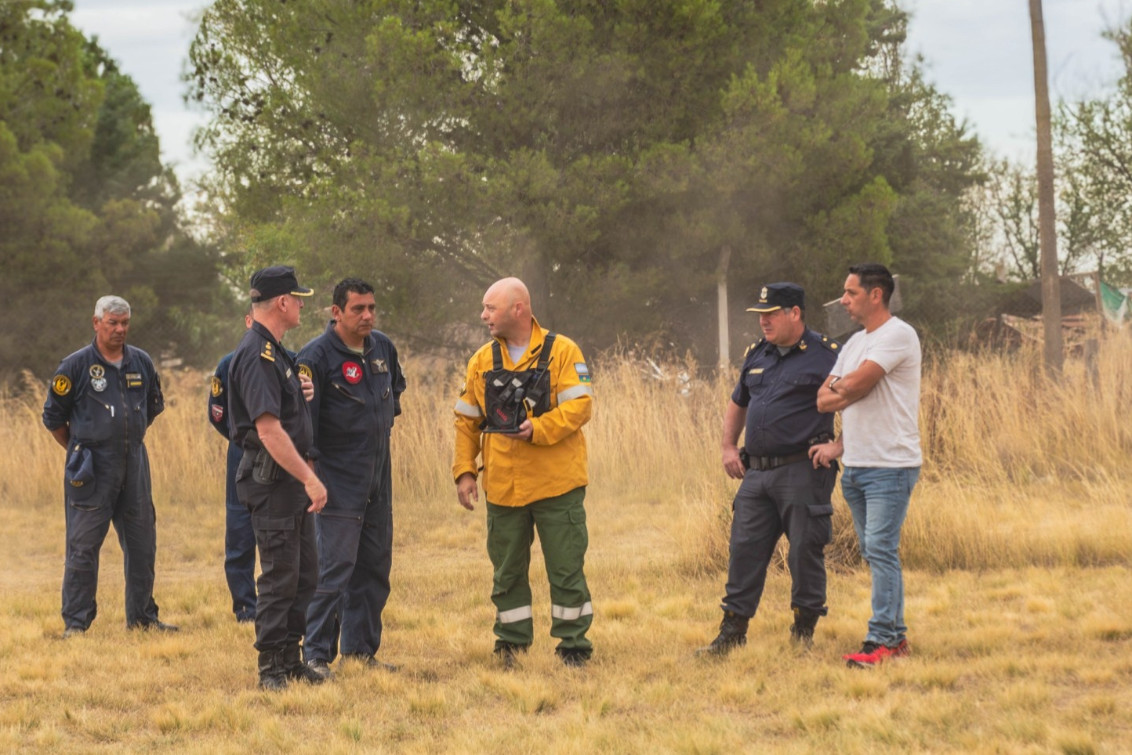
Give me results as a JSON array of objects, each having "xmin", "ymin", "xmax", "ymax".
[
  {"xmin": 52, "ymin": 374, "xmax": 72, "ymax": 396},
  {"xmin": 260, "ymin": 340, "xmax": 275, "ymax": 362},
  {"xmin": 298, "ymin": 364, "xmax": 313, "ymax": 380},
  {"xmin": 210, "ymin": 376, "xmax": 223, "ymax": 397}
]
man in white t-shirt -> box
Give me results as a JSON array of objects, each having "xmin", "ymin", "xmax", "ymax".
[{"xmin": 811, "ymin": 263, "xmax": 921, "ymax": 668}]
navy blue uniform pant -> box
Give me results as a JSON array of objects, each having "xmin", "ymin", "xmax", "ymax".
[
  {"xmin": 304, "ymin": 445, "xmax": 394, "ymax": 663},
  {"xmin": 722, "ymin": 460, "xmax": 836, "ymax": 618},
  {"xmin": 224, "ymin": 443, "xmax": 257, "ymax": 621},
  {"xmin": 237, "ymin": 474, "xmax": 318, "ymax": 653},
  {"xmin": 63, "ymin": 445, "xmax": 160, "ymax": 630}
]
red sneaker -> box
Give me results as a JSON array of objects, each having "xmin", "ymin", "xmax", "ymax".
[{"xmin": 843, "ymin": 638, "xmax": 910, "ymax": 668}]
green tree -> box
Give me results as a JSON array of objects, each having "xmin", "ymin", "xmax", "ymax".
[
  {"xmin": 1058, "ymin": 20, "xmax": 1132, "ymax": 287},
  {"xmin": 978, "ymin": 156, "xmax": 1108, "ymax": 285},
  {"xmin": 0, "ymin": 0, "xmax": 232, "ymax": 379},
  {"xmin": 189, "ymin": 0, "xmax": 986, "ymax": 357}
]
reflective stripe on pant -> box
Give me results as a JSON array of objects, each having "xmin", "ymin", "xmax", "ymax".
[{"xmin": 486, "ymin": 487, "xmax": 592, "ymax": 651}]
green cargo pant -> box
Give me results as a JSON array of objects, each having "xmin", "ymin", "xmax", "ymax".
[{"xmin": 486, "ymin": 487, "xmax": 593, "ymax": 651}]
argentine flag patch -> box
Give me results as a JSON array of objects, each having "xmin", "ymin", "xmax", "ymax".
[{"xmin": 575, "ymin": 362, "xmax": 591, "ymax": 383}]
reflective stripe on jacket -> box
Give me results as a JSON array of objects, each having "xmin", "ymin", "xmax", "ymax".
[{"xmin": 453, "ymin": 318, "xmax": 593, "ymax": 507}]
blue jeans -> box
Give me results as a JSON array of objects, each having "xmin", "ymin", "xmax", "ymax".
[{"xmin": 841, "ymin": 466, "xmax": 920, "ymax": 646}]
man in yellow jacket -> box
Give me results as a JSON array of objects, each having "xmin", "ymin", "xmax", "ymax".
[{"xmin": 454, "ymin": 277, "xmax": 595, "ymax": 668}]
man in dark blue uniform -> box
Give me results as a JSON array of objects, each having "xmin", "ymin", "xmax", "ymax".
[
  {"xmin": 297, "ymin": 278, "xmax": 406, "ymax": 679},
  {"xmin": 227, "ymin": 266, "xmax": 329, "ymax": 690},
  {"xmin": 42, "ymin": 295, "xmax": 178, "ymax": 637},
  {"xmin": 208, "ymin": 308, "xmax": 257, "ymax": 623},
  {"xmin": 699, "ymin": 283, "xmax": 840, "ymax": 656}
]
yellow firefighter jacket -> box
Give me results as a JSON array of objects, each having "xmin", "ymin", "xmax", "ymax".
[{"xmin": 453, "ymin": 319, "xmax": 593, "ymax": 507}]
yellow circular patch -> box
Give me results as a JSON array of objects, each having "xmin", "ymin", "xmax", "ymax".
[
  {"xmin": 298, "ymin": 364, "xmax": 313, "ymax": 380},
  {"xmin": 210, "ymin": 376, "xmax": 223, "ymax": 397},
  {"xmin": 52, "ymin": 375, "xmax": 72, "ymax": 396}
]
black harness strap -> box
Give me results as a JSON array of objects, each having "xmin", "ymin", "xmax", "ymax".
[{"xmin": 491, "ymin": 333, "xmax": 556, "ymax": 371}]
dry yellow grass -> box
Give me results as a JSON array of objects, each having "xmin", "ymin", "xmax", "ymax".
[{"xmin": 1, "ymin": 334, "xmax": 1130, "ymax": 753}]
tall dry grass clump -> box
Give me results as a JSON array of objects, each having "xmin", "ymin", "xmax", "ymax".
[
  {"xmin": 5, "ymin": 331, "xmax": 1130, "ymax": 582},
  {"xmin": 921, "ymin": 331, "xmax": 1132, "ymax": 484},
  {"xmin": 581, "ymin": 354, "xmax": 737, "ymax": 572},
  {"xmin": 908, "ymin": 328, "xmax": 1132, "ymax": 570}
]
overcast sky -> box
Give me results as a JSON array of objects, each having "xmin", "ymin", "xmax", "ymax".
[{"xmin": 67, "ymin": 0, "xmax": 1132, "ymax": 191}]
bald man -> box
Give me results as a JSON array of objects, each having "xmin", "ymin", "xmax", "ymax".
[{"xmin": 453, "ymin": 278, "xmax": 596, "ymax": 668}]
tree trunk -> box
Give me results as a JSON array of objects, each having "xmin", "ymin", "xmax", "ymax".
[
  {"xmin": 519, "ymin": 240, "xmax": 551, "ymax": 329},
  {"xmin": 1029, "ymin": 0, "xmax": 1064, "ymax": 375}
]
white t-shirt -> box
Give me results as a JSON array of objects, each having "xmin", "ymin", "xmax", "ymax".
[{"xmin": 831, "ymin": 316, "xmax": 922, "ymax": 467}]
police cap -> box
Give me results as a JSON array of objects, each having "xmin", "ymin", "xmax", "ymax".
[
  {"xmin": 250, "ymin": 265, "xmax": 314, "ymax": 303},
  {"xmin": 746, "ymin": 282, "xmax": 805, "ymax": 313}
]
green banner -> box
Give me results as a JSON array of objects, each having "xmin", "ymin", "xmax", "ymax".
[{"xmin": 1100, "ymin": 281, "xmax": 1129, "ymax": 322}]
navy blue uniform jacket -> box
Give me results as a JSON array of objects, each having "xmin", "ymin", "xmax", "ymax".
[
  {"xmin": 43, "ymin": 339, "xmax": 164, "ymax": 498},
  {"xmin": 297, "ymin": 322, "xmax": 405, "ymax": 510},
  {"xmin": 226, "ymin": 322, "xmax": 314, "ymax": 459},
  {"xmin": 731, "ymin": 328, "xmax": 838, "ymax": 457}
]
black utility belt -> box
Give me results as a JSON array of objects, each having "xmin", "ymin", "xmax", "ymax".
[{"xmin": 740, "ymin": 449, "xmax": 809, "ymax": 471}]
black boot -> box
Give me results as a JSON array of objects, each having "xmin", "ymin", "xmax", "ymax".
[
  {"xmin": 696, "ymin": 610, "xmax": 749, "ymax": 657},
  {"xmin": 283, "ymin": 644, "xmax": 327, "ymax": 685},
  {"xmin": 789, "ymin": 607, "xmax": 821, "ymax": 648},
  {"xmin": 555, "ymin": 647, "xmax": 592, "ymax": 668},
  {"xmin": 493, "ymin": 641, "xmax": 529, "ymax": 671},
  {"xmin": 258, "ymin": 649, "xmax": 288, "ymax": 691}
]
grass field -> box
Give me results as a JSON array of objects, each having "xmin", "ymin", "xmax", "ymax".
[{"xmin": 1, "ymin": 335, "xmax": 1130, "ymax": 753}]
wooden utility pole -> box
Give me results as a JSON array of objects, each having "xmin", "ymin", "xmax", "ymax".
[
  {"xmin": 1028, "ymin": 0, "xmax": 1064, "ymax": 374},
  {"xmin": 717, "ymin": 246, "xmax": 731, "ymax": 371}
]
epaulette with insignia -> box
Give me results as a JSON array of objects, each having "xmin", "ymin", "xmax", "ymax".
[
  {"xmin": 260, "ymin": 340, "xmax": 275, "ymax": 362},
  {"xmin": 815, "ymin": 334, "xmax": 840, "ymax": 352},
  {"xmin": 743, "ymin": 338, "xmax": 766, "ymax": 358}
]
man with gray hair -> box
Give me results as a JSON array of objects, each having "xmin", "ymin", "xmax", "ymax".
[{"xmin": 42, "ymin": 295, "xmax": 177, "ymax": 637}]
